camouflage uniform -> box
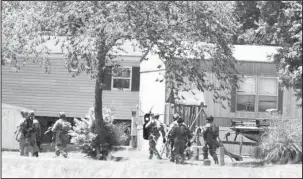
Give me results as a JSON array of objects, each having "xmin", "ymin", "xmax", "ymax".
[
  {"xmin": 167, "ymin": 113, "xmax": 186, "ymax": 159},
  {"xmin": 168, "ymin": 118, "xmax": 192, "ymax": 164},
  {"xmin": 32, "ymin": 117, "xmax": 41, "ymax": 157},
  {"xmin": 22, "ymin": 112, "xmax": 36, "ymax": 156},
  {"xmin": 15, "ymin": 110, "xmax": 28, "ymax": 156},
  {"xmin": 202, "ymin": 116, "xmax": 220, "ymax": 164},
  {"xmin": 145, "ymin": 113, "xmax": 166, "ymax": 160},
  {"xmin": 51, "ymin": 112, "xmax": 71, "ymax": 158}
]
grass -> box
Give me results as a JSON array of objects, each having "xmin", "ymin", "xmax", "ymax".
[{"xmin": 2, "ymin": 150, "xmax": 302, "ymax": 178}]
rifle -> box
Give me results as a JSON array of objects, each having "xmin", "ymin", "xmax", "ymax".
[{"xmin": 44, "ymin": 124, "xmax": 55, "ymax": 145}]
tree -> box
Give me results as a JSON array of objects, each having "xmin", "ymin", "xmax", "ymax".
[
  {"xmin": 232, "ymin": 1, "xmax": 302, "ymax": 100},
  {"xmin": 2, "ymin": 1, "xmax": 239, "ymax": 157}
]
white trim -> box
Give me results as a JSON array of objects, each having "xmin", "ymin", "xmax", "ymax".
[
  {"xmin": 235, "ymin": 75, "xmax": 279, "ymax": 113},
  {"xmin": 111, "ymin": 66, "xmax": 132, "ymax": 91}
]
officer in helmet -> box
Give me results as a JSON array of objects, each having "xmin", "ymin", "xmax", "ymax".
[
  {"xmin": 202, "ymin": 116, "xmax": 220, "ymax": 164},
  {"xmin": 168, "ymin": 117, "xmax": 192, "ymax": 164},
  {"xmin": 51, "ymin": 112, "xmax": 72, "ymax": 158},
  {"xmin": 145, "ymin": 113, "xmax": 166, "ymax": 160}
]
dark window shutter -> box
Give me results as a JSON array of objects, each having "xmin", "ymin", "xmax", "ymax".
[
  {"xmin": 103, "ymin": 66, "xmax": 112, "ymax": 90},
  {"xmin": 278, "ymin": 85, "xmax": 283, "ymax": 114},
  {"xmin": 230, "ymin": 86, "xmax": 237, "ymax": 112},
  {"xmin": 131, "ymin": 66, "xmax": 140, "ymax": 91}
]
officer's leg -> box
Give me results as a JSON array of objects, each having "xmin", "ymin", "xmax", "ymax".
[
  {"xmin": 170, "ymin": 140, "xmax": 174, "ymax": 159},
  {"xmin": 165, "ymin": 141, "xmax": 170, "ymax": 158},
  {"xmin": 148, "ymin": 137, "xmax": 154, "ymax": 159},
  {"xmin": 179, "ymin": 141, "xmax": 186, "ymax": 164},
  {"xmin": 152, "ymin": 137, "xmax": 162, "ymax": 159},
  {"xmin": 55, "ymin": 145, "xmax": 61, "ymax": 157},
  {"xmin": 209, "ymin": 144, "xmax": 219, "ymax": 164},
  {"xmin": 202, "ymin": 143, "xmax": 209, "ymax": 160},
  {"xmin": 19, "ymin": 141, "xmax": 25, "ymax": 156},
  {"xmin": 33, "ymin": 142, "xmax": 39, "ymax": 157},
  {"xmin": 28, "ymin": 145, "xmax": 34, "ymax": 157},
  {"xmin": 61, "ymin": 144, "xmax": 68, "ymax": 158},
  {"xmin": 170, "ymin": 141, "xmax": 177, "ymax": 162}
]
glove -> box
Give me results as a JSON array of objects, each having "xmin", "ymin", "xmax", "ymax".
[{"xmin": 163, "ymin": 138, "xmax": 166, "ymax": 143}]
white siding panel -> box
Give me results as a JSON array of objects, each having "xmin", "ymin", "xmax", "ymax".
[{"xmin": 2, "ymin": 54, "xmax": 140, "ymax": 119}]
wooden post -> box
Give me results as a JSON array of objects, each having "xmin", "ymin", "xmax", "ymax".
[
  {"xmin": 219, "ymin": 146, "xmax": 225, "ymax": 166},
  {"xmin": 195, "ymin": 135, "xmax": 200, "ymax": 161},
  {"xmin": 239, "ymin": 136, "xmax": 243, "ymax": 155}
]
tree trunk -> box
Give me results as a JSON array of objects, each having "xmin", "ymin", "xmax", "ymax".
[{"xmin": 94, "ymin": 49, "xmax": 107, "ymax": 159}]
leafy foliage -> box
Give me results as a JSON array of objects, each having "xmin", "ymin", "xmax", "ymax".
[
  {"xmin": 260, "ymin": 112, "xmax": 302, "ymax": 164},
  {"xmin": 2, "ymin": 1, "xmax": 242, "ymax": 150},
  {"xmin": 233, "ymin": 1, "xmax": 302, "ymax": 99},
  {"xmin": 69, "ymin": 107, "xmax": 130, "ymax": 159}
]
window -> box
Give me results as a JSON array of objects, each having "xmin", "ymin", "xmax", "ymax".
[
  {"xmin": 112, "ymin": 67, "xmax": 132, "ymax": 90},
  {"xmin": 258, "ymin": 77, "xmax": 278, "ymax": 112},
  {"xmin": 236, "ymin": 77, "xmax": 256, "ymax": 112},
  {"xmin": 236, "ymin": 76, "xmax": 278, "ymax": 112}
]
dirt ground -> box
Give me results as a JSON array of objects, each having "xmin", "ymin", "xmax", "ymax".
[{"xmin": 2, "ymin": 150, "xmax": 302, "ymax": 178}]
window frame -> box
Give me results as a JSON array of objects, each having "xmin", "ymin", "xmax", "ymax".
[
  {"xmin": 236, "ymin": 76, "xmax": 257, "ymax": 113},
  {"xmin": 111, "ymin": 66, "xmax": 132, "ymax": 91},
  {"xmin": 235, "ymin": 76, "xmax": 279, "ymax": 113},
  {"xmin": 257, "ymin": 77, "xmax": 279, "ymax": 112}
]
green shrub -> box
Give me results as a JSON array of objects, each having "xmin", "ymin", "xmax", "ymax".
[
  {"xmin": 260, "ymin": 112, "xmax": 302, "ymax": 164},
  {"xmin": 69, "ymin": 107, "xmax": 130, "ymax": 159}
]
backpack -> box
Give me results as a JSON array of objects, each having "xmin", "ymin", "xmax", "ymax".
[{"xmin": 143, "ymin": 113, "xmax": 152, "ymax": 140}]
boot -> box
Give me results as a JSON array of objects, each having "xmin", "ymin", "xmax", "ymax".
[
  {"xmin": 214, "ymin": 158, "xmax": 219, "ymax": 164},
  {"xmin": 149, "ymin": 152, "xmax": 153, "ymax": 159},
  {"xmin": 203, "ymin": 153, "xmax": 209, "ymax": 160}
]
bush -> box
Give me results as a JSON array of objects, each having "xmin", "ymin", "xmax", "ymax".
[
  {"xmin": 260, "ymin": 112, "xmax": 302, "ymax": 164},
  {"xmin": 69, "ymin": 107, "xmax": 130, "ymax": 159}
]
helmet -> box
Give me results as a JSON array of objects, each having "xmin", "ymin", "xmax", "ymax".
[
  {"xmin": 173, "ymin": 113, "xmax": 180, "ymax": 121},
  {"xmin": 177, "ymin": 117, "xmax": 184, "ymax": 124},
  {"xmin": 59, "ymin": 112, "xmax": 66, "ymax": 118},
  {"xmin": 28, "ymin": 110, "xmax": 35, "ymax": 116},
  {"xmin": 153, "ymin": 113, "xmax": 160, "ymax": 119},
  {"xmin": 206, "ymin": 116, "xmax": 214, "ymax": 122},
  {"xmin": 20, "ymin": 109, "xmax": 26, "ymax": 116}
]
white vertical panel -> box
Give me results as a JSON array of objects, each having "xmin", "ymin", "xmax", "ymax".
[
  {"xmin": 1, "ymin": 108, "xmax": 21, "ymax": 150},
  {"xmin": 138, "ymin": 52, "xmax": 166, "ymax": 151}
]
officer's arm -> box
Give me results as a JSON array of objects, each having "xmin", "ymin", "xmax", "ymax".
[
  {"xmin": 51, "ymin": 121, "xmax": 59, "ymax": 132},
  {"xmin": 169, "ymin": 127, "xmax": 176, "ymax": 139},
  {"xmin": 159, "ymin": 124, "xmax": 166, "ymax": 138}
]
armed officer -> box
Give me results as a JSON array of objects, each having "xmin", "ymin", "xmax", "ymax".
[
  {"xmin": 202, "ymin": 116, "xmax": 220, "ymax": 164},
  {"xmin": 145, "ymin": 113, "xmax": 166, "ymax": 160},
  {"xmin": 15, "ymin": 110, "xmax": 29, "ymax": 156},
  {"xmin": 168, "ymin": 117, "xmax": 192, "ymax": 164},
  {"xmin": 51, "ymin": 112, "xmax": 72, "ymax": 158}
]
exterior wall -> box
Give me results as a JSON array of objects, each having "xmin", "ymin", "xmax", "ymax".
[
  {"xmin": 1, "ymin": 103, "xmax": 33, "ymax": 150},
  {"xmin": 2, "ymin": 54, "xmax": 140, "ymax": 120},
  {"xmin": 203, "ymin": 61, "xmax": 282, "ymax": 120},
  {"xmin": 282, "ymin": 88, "xmax": 302, "ymax": 119},
  {"xmin": 165, "ymin": 60, "xmax": 301, "ymax": 126}
]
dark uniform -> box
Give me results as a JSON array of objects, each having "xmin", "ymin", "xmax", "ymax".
[
  {"xmin": 15, "ymin": 110, "xmax": 28, "ymax": 156},
  {"xmin": 202, "ymin": 116, "xmax": 220, "ymax": 164},
  {"xmin": 51, "ymin": 112, "xmax": 72, "ymax": 158},
  {"xmin": 31, "ymin": 111, "xmax": 41, "ymax": 157},
  {"xmin": 168, "ymin": 118, "xmax": 192, "ymax": 164},
  {"xmin": 145, "ymin": 113, "xmax": 166, "ymax": 160},
  {"xmin": 22, "ymin": 111, "xmax": 36, "ymax": 156}
]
